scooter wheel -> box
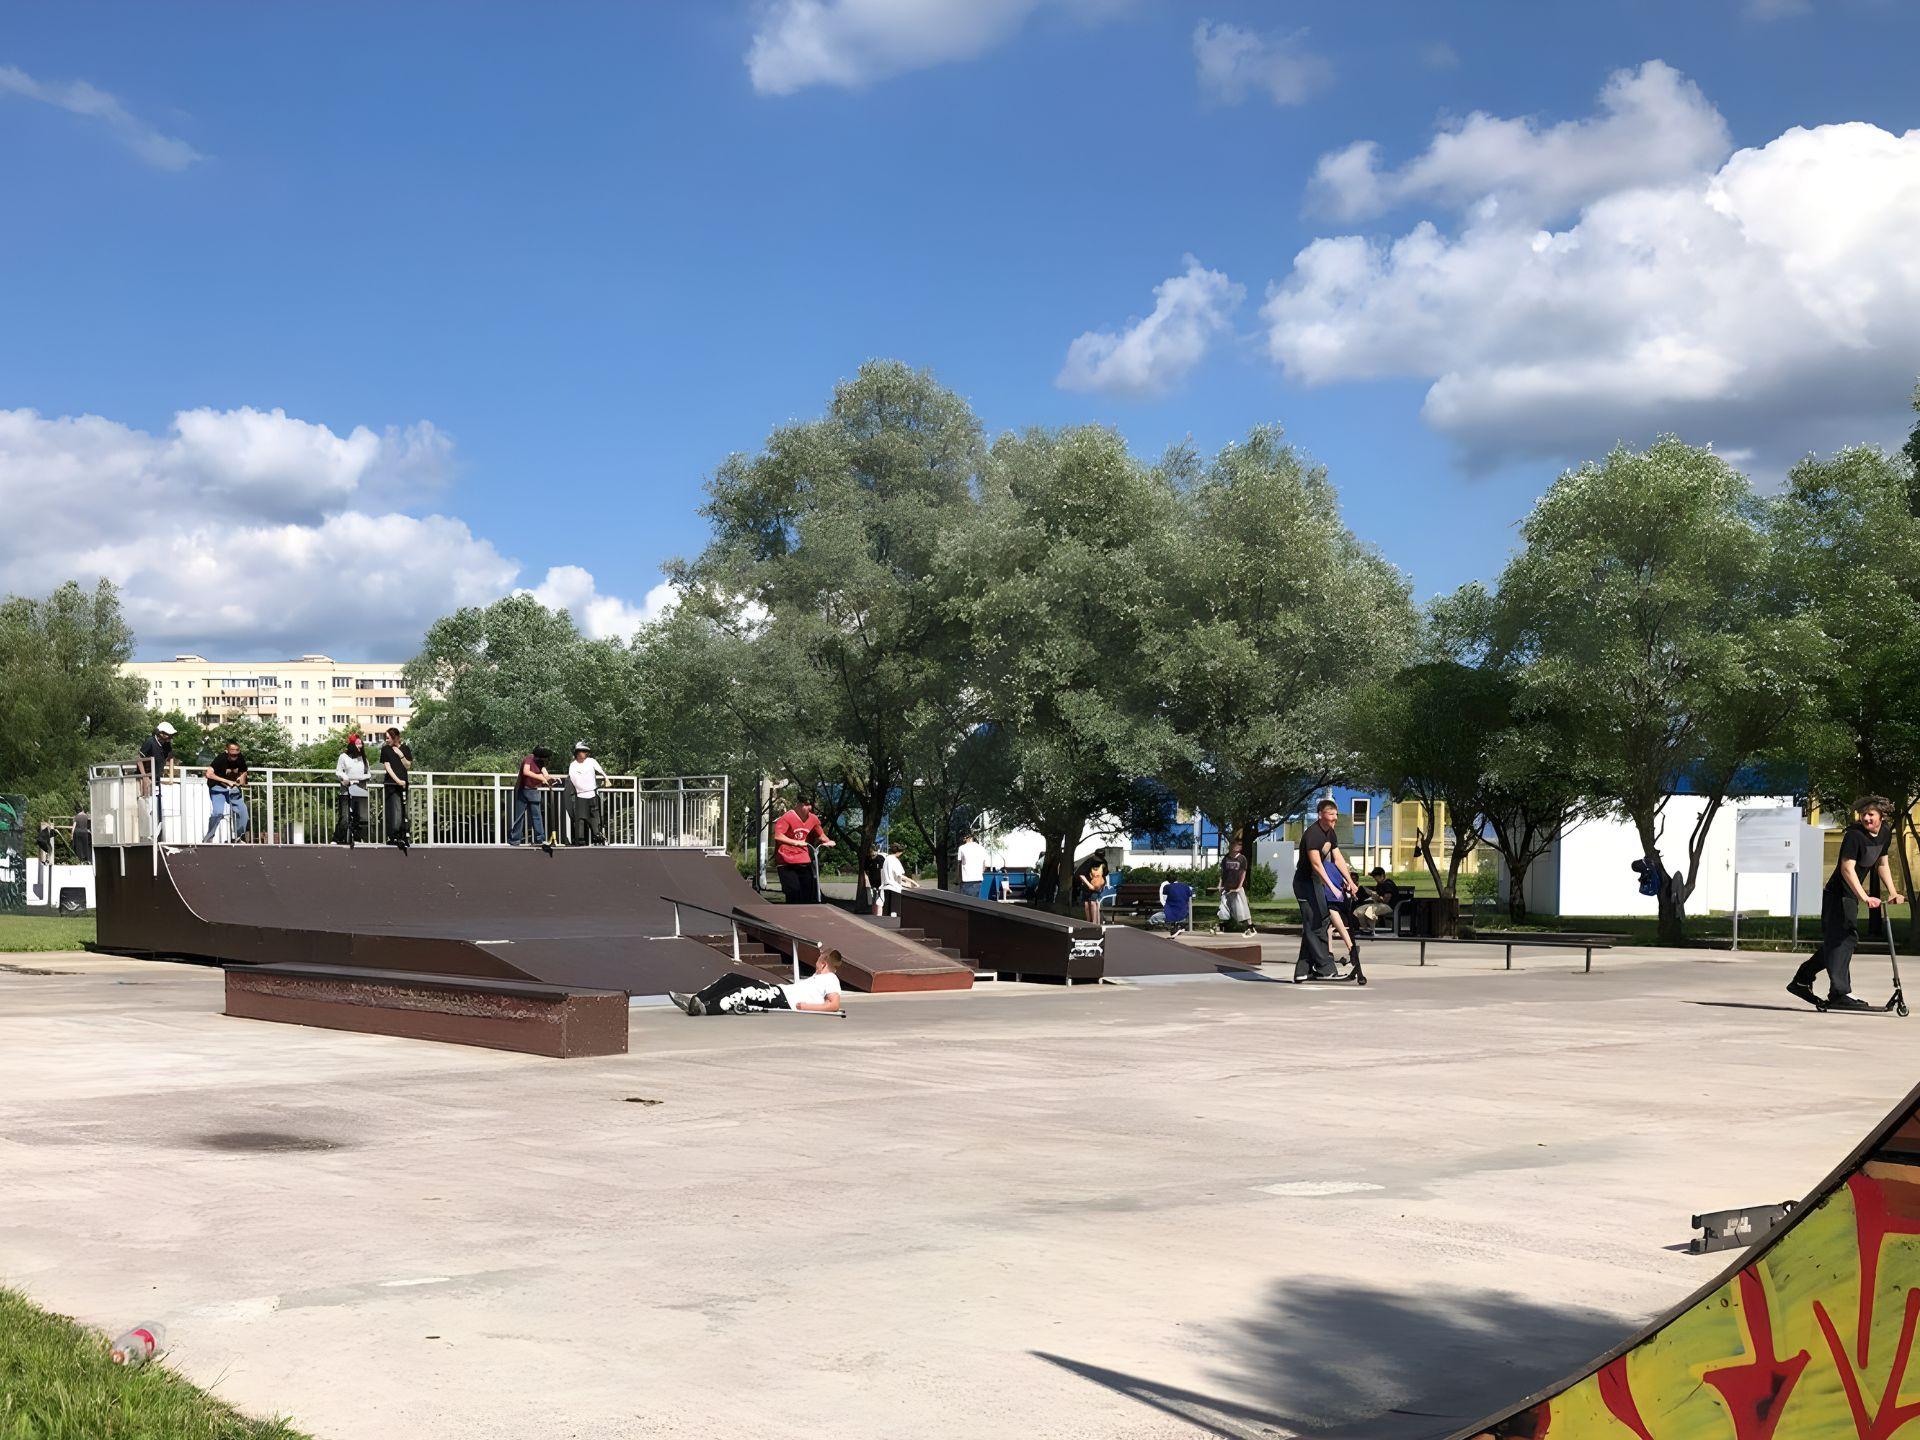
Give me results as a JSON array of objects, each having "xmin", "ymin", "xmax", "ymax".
[
  {"xmin": 1356, "ymin": 974, "xmax": 1369, "ymax": 987},
  {"xmin": 1899, "ymin": 1000, "xmax": 1910, "ymax": 1018}
]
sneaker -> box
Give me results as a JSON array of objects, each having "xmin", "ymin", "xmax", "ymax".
[
  {"xmin": 541, "ymin": 841, "xmax": 555, "ymax": 856},
  {"xmin": 1785, "ymin": 979, "xmax": 1820, "ymax": 1007},
  {"xmin": 667, "ymin": 991, "xmax": 695, "ymax": 1015},
  {"xmin": 1826, "ymin": 992, "xmax": 1873, "ymax": 1011}
]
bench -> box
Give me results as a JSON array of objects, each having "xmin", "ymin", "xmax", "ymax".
[
  {"xmin": 1412, "ymin": 934, "xmax": 1616, "ymax": 973},
  {"xmin": 1110, "ymin": 882, "xmax": 1165, "ymax": 915}
]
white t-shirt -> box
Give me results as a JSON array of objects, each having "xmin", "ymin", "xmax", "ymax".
[
  {"xmin": 956, "ymin": 839, "xmax": 987, "ymax": 883},
  {"xmin": 568, "ymin": 758, "xmax": 605, "ymax": 797},
  {"xmin": 880, "ymin": 853, "xmax": 908, "ymax": 893},
  {"xmin": 781, "ymin": 970, "xmax": 843, "ymax": 1010}
]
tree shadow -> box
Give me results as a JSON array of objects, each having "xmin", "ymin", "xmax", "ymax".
[{"xmin": 1040, "ymin": 1278, "xmax": 1637, "ymax": 1440}]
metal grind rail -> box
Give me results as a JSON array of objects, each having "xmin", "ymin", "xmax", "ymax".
[{"xmin": 664, "ymin": 895, "xmax": 828, "ymax": 983}]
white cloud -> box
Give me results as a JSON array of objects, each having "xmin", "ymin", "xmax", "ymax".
[
  {"xmin": 1192, "ymin": 20, "xmax": 1332, "ymax": 107},
  {"xmin": 1264, "ymin": 79, "xmax": 1920, "ymax": 472},
  {"xmin": 1309, "ymin": 60, "xmax": 1728, "ymax": 224},
  {"xmin": 524, "ymin": 565, "xmax": 679, "ymax": 642},
  {"xmin": 0, "ymin": 407, "xmax": 661, "ymax": 656},
  {"xmin": 745, "ymin": 0, "xmax": 1126, "ymax": 95},
  {"xmin": 0, "ymin": 63, "xmax": 203, "ymax": 170},
  {"xmin": 1058, "ymin": 257, "xmax": 1243, "ymax": 400}
]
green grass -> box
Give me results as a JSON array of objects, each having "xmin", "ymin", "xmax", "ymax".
[
  {"xmin": 0, "ymin": 1288, "xmax": 310, "ymax": 1439},
  {"xmin": 0, "ymin": 915, "xmax": 96, "ymax": 954}
]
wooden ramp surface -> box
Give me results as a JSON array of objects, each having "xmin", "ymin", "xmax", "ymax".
[{"xmin": 734, "ymin": 903, "xmax": 974, "ymax": 992}]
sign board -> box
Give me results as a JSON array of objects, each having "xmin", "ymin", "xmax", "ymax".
[{"xmin": 1735, "ymin": 806, "xmax": 1801, "ymax": 874}]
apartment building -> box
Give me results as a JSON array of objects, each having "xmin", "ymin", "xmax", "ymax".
[{"xmin": 123, "ymin": 654, "xmax": 413, "ymax": 747}]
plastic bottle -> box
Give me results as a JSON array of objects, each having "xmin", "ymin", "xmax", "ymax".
[{"xmin": 109, "ymin": 1323, "xmax": 165, "ymax": 1367}]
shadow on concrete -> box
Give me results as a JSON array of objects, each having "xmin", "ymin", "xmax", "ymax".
[
  {"xmin": 1688, "ymin": 1000, "xmax": 1819, "ymax": 1014},
  {"xmin": 1041, "ymin": 1279, "xmax": 1635, "ymax": 1440}
]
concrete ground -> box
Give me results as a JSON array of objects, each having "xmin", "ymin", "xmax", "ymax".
[{"xmin": 1, "ymin": 940, "xmax": 1910, "ymax": 1440}]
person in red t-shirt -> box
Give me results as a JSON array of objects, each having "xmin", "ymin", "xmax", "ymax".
[{"xmin": 772, "ymin": 795, "xmax": 834, "ymax": 904}]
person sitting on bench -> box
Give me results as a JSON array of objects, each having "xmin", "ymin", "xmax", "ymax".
[
  {"xmin": 1353, "ymin": 868, "xmax": 1398, "ymax": 934},
  {"xmin": 670, "ymin": 953, "xmax": 844, "ymax": 1016}
]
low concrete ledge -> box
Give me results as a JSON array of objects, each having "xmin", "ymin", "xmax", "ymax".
[{"xmin": 224, "ymin": 963, "xmax": 628, "ymax": 1058}]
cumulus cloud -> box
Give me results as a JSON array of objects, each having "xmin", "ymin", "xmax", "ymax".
[
  {"xmin": 746, "ymin": 0, "xmax": 1126, "ymax": 95},
  {"xmin": 1309, "ymin": 60, "xmax": 1728, "ymax": 224},
  {"xmin": 524, "ymin": 565, "xmax": 680, "ymax": 642},
  {"xmin": 1192, "ymin": 20, "xmax": 1332, "ymax": 107},
  {"xmin": 1265, "ymin": 75, "xmax": 1920, "ymax": 472},
  {"xmin": 0, "ymin": 63, "xmax": 203, "ymax": 170},
  {"xmin": 1058, "ymin": 257, "xmax": 1244, "ymax": 400},
  {"xmin": 0, "ymin": 407, "xmax": 660, "ymax": 655}
]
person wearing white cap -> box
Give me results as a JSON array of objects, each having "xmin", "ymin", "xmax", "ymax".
[
  {"xmin": 137, "ymin": 721, "xmax": 178, "ymax": 842},
  {"xmin": 565, "ymin": 741, "xmax": 609, "ymax": 846}
]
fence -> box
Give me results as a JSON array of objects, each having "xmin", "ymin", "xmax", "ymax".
[{"xmin": 87, "ymin": 766, "xmax": 728, "ymax": 851}]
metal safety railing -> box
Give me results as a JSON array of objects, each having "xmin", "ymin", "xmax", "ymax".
[{"xmin": 86, "ymin": 765, "xmax": 727, "ymax": 851}]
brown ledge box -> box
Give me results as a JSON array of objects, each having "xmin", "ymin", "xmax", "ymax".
[{"xmin": 225, "ymin": 964, "xmax": 628, "ymax": 1058}]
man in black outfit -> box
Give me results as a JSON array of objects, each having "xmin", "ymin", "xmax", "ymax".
[
  {"xmin": 1789, "ymin": 796, "xmax": 1906, "ymax": 1011},
  {"xmin": 380, "ymin": 727, "xmax": 413, "ymax": 850},
  {"xmin": 1295, "ymin": 797, "xmax": 1356, "ymax": 980}
]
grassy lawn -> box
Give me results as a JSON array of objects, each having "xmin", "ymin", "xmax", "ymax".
[
  {"xmin": 0, "ymin": 914, "xmax": 96, "ymax": 954},
  {"xmin": 0, "ymin": 1288, "xmax": 308, "ymax": 1439}
]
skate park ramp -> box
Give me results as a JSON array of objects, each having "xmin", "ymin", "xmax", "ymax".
[
  {"xmin": 1437, "ymin": 1077, "xmax": 1920, "ymax": 1439},
  {"xmin": 96, "ymin": 845, "xmax": 777, "ymax": 996},
  {"xmin": 1098, "ymin": 926, "xmax": 1265, "ymax": 979},
  {"xmin": 733, "ymin": 903, "xmax": 975, "ymax": 992}
]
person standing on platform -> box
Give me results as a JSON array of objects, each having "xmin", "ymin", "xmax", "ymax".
[
  {"xmin": 136, "ymin": 720, "xmax": 177, "ymax": 841},
  {"xmin": 955, "ymin": 831, "xmax": 987, "ymax": 895},
  {"xmin": 334, "ymin": 734, "xmax": 371, "ymax": 845},
  {"xmin": 203, "ymin": 740, "xmax": 250, "ymax": 842},
  {"xmin": 380, "ymin": 727, "xmax": 413, "ymax": 850},
  {"xmin": 510, "ymin": 747, "xmax": 558, "ymax": 853},
  {"xmin": 1218, "ymin": 839, "xmax": 1253, "ymax": 933},
  {"xmin": 772, "ymin": 795, "xmax": 832, "ymax": 903},
  {"xmin": 71, "ymin": 805, "xmax": 92, "ymax": 863},
  {"xmin": 1294, "ymin": 798, "xmax": 1355, "ymax": 980},
  {"xmin": 879, "ymin": 839, "xmax": 918, "ymax": 916},
  {"xmin": 1789, "ymin": 795, "xmax": 1906, "ymax": 1011},
  {"xmin": 864, "ymin": 845, "xmax": 886, "ymax": 915},
  {"xmin": 1074, "ymin": 854, "xmax": 1107, "ymax": 926},
  {"xmin": 565, "ymin": 742, "xmax": 608, "ymax": 846},
  {"xmin": 36, "ymin": 818, "xmax": 56, "ymax": 867}
]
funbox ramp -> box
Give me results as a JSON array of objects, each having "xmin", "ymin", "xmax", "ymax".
[{"xmin": 1448, "ymin": 1079, "xmax": 1920, "ymax": 1439}]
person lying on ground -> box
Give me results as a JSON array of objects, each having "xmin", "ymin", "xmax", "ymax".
[{"xmin": 669, "ymin": 953, "xmax": 844, "ymax": 1016}]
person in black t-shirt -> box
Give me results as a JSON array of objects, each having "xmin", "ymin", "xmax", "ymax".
[
  {"xmin": 1294, "ymin": 797, "xmax": 1356, "ymax": 979},
  {"xmin": 203, "ymin": 741, "xmax": 250, "ymax": 842},
  {"xmin": 1789, "ymin": 796, "xmax": 1906, "ymax": 1010},
  {"xmin": 1217, "ymin": 841, "xmax": 1253, "ymax": 932},
  {"xmin": 137, "ymin": 721, "xmax": 177, "ymax": 841},
  {"xmin": 379, "ymin": 727, "xmax": 413, "ymax": 849}
]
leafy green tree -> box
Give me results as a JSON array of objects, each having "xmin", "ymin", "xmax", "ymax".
[
  {"xmin": 958, "ymin": 425, "xmax": 1180, "ymax": 899},
  {"xmin": 1903, "ymin": 381, "xmax": 1920, "ymax": 505},
  {"xmin": 1775, "ymin": 444, "xmax": 1920, "ymax": 926},
  {"xmin": 1159, "ymin": 427, "xmax": 1415, "ymax": 857},
  {"xmin": 674, "ymin": 361, "xmax": 985, "ymax": 904},
  {"xmin": 0, "ymin": 580, "xmax": 149, "ymax": 828},
  {"xmin": 1497, "ymin": 438, "xmax": 1824, "ymax": 944}
]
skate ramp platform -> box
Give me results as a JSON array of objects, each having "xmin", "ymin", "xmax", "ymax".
[
  {"xmin": 733, "ymin": 903, "xmax": 974, "ymax": 992},
  {"xmin": 897, "ymin": 889, "xmax": 1105, "ymax": 980},
  {"xmin": 96, "ymin": 844, "xmax": 772, "ymax": 996},
  {"xmin": 1098, "ymin": 927, "xmax": 1265, "ymax": 979},
  {"xmin": 1441, "ymin": 1077, "xmax": 1920, "ymax": 1439}
]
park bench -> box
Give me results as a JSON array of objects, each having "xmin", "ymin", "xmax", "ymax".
[
  {"xmin": 1110, "ymin": 881, "xmax": 1164, "ymax": 915},
  {"xmin": 1412, "ymin": 931, "xmax": 1618, "ymax": 973}
]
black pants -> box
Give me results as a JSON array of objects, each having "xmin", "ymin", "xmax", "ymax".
[
  {"xmin": 566, "ymin": 793, "xmax": 605, "ymax": 846},
  {"xmin": 777, "ymin": 861, "xmax": 818, "ymax": 905},
  {"xmin": 335, "ymin": 792, "xmax": 368, "ymax": 845},
  {"xmin": 1795, "ymin": 888, "xmax": 1864, "ymax": 996},
  {"xmin": 1294, "ymin": 872, "xmax": 1337, "ymax": 978},
  {"xmin": 384, "ymin": 785, "xmax": 409, "ymax": 843},
  {"xmin": 694, "ymin": 973, "xmax": 790, "ymax": 1014}
]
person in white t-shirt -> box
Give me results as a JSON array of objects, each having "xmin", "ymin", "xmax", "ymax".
[
  {"xmin": 954, "ymin": 831, "xmax": 988, "ymax": 895},
  {"xmin": 879, "ymin": 840, "xmax": 919, "ymax": 916},
  {"xmin": 669, "ymin": 953, "xmax": 844, "ymax": 1016},
  {"xmin": 565, "ymin": 741, "xmax": 609, "ymax": 846}
]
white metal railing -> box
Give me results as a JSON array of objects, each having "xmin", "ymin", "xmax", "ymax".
[{"xmin": 86, "ymin": 765, "xmax": 727, "ymax": 851}]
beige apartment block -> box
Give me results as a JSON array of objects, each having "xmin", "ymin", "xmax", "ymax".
[{"xmin": 123, "ymin": 654, "xmax": 413, "ymax": 747}]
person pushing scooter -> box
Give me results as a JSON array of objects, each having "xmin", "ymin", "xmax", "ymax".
[{"xmin": 1789, "ymin": 795, "xmax": 1906, "ymax": 1012}]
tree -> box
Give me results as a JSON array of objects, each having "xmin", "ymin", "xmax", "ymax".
[
  {"xmin": 675, "ymin": 361, "xmax": 985, "ymax": 906},
  {"xmin": 958, "ymin": 425, "xmax": 1180, "ymax": 901},
  {"xmin": 1903, "ymin": 380, "xmax": 1920, "ymax": 505},
  {"xmin": 1775, "ymin": 445, "xmax": 1920, "ymax": 933},
  {"xmin": 1497, "ymin": 439, "xmax": 1824, "ymax": 944},
  {"xmin": 403, "ymin": 594, "xmax": 641, "ymax": 772},
  {"xmin": 1159, "ymin": 427, "xmax": 1415, "ymax": 858},
  {"xmin": 0, "ymin": 580, "xmax": 149, "ymax": 828}
]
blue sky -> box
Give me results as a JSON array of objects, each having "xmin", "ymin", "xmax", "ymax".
[{"xmin": 4, "ymin": 0, "xmax": 1919, "ymax": 657}]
